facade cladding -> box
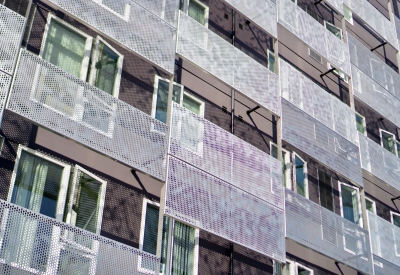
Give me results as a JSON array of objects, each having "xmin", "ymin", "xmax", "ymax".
[{"xmin": 2, "ymin": 0, "xmax": 400, "ymax": 274}]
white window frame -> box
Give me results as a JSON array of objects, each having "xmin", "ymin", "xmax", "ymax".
[
  {"xmin": 295, "ymin": 262, "xmax": 313, "ymax": 275},
  {"xmin": 88, "ymin": 35, "xmax": 124, "ymax": 98},
  {"xmin": 292, "ymin": 152, "xmax": 308, "ymax": 199},
  {"xmin": 379, "ymin": 129, "xmax": 397, "ymax": 156},
  {"xmin": 339, "ymin": 182, "xmax": 363, "ymax": 227},
  {"xmin": 355, "ymin": 112, "xmax": 367, "ymax": 136},
  {"xmin": 324, "ymin": 21, "xmax": 342, "ymax": 40},
  {"xmin": 139, "ymin": 199, "xmax": 200, "ymax": 275},
  {"xmin": 344, "ymin": 5, "xmax": 353, "ymax": 25},
  {"xmin": 327, "ymin": 63, "xmax": 348, "ymax": 83},
  {"xmin": 390, "ymin": 211, "xmax": 400, "ymax": 256},
  {"xmin": 39, "ymin": 14, "xmax": 93, "ymax": 81},
  {"xmin": 180, "ymin": 0, "xmax": 209, "ymax": 28},
  {"xmin": 308, "ymin": 48, "xmax": 323, "ymax": 64},
  {"xmin": 92, "ymin": 0, "xmax": 131, "ymax": 21},
  {"xmin": 365, "ymin": 197, "xmax": 376, "ymax": 214},
  {"xmin": 267, "ymin": 50, "xmax": 276, "ymax": 73},
  {"xmin": 270, "ymin": 142, "xmax": 291, "ymax": 189}
]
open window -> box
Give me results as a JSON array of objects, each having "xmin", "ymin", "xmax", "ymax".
[
  {"xmin": 328, "ymin": 63, "xmax": 348, "ymax": 83},
  {"xmin": 139, "ymin": 199, "xmax": 199, "ymax": 275},
  {"xmin": 318, "ymin": 170, "xmax": 334, "ymax": 211},
  {"xmin": 324, "ymin": 21, "xmax": 342, "ymax": 40},
  {"xmin": 380, "ymin": 129, "xmax": 397, "ymax": 155},
  {"xmin": 268, "ymin": 50, "xmax": 276, "ymax": 73},
  {"xmin": 271, "ymin": 143, "xmax": 291, "ymax": 189},
  {"xmin": 344, "ymin": 5, "xmax": 353, "ymax": 25},
  {"xmin": 293, "ymin": 153, "xmax": 308, "ymax": 198},
  {"xmin": 180, "ymin": 0, "xmax": 209, "ymax": 27},
  {"xmin": 365, "ymin": 197, "xmax": 376, "ymax": 214},
  {"xmin": 391, "ymin": 211, "xmax": 400, "ymax": 256},
  {"xmin": 355, "ymin": 112, "xmax": 366, "ymax": 136},
  {"xmin": 339, "ymin": 182, "xmax": 362, "ymax": 227}
]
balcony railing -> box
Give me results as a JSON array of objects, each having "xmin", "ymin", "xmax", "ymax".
[
  {"xmin": 0, "ymin": 198, "xmax": 160, "ymax": 274},
  {"xmin": 165, "ymin": 156, "xmax": 286, "ymax": 263},
  {"xmin": 373, "ymin": 255, "xmax": 400, "ymax": 275},
  {"xmin": 358, "ymin": 133, "xmax": 400, "ymax": 192},
  {"xmin": 46, "ymin": 0, "xmax": 178, "ymax": 73},
  {"xmin": 0, "ymin": 4, "xmax": 25, "ymax": 75},
  {"xmin": 368, "ymin": 211, "xmax": 400, "ymax": 269},
  {"xmin": 8, "ymin": 50, "xmax": 168, "ymax": 180},
  {"xmin": 343, "ymin": 0, "xmax": 398, "ymax": 48},
  {"xmin": 280, "ymin": 59, "xmax": 358, "ymax": 145},
  {"xmin": 281, "ymin": 99, "xmax": 363, "ymax": 187},
  {"xmin": 285, "ymin": 189, "xmax": 373, "ymax": 274},
  {"xmin": 224, "ymin": 0, "xmax": 277, "ymax": 37},
  {"xmin": 277, "ymin": 0, "xmax": 350, "ymax": 75},
  {"xmin": 177, "ymin": 12, "xmax": 280, "ymax": 116}
]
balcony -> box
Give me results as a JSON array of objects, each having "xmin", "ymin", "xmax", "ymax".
[
  {"xmin": 7, "ymin": 50, "xmax": 168, "ymax": 180},
  {"xmin": 374, "ymin": 255, "xmax": 400, "ymax": 275},
  {"xmin": 224, "ymin": 0, "xmax": 277, "ymax": 37},
  {"xmin": 349, "ymin": 34, "xmax": 400, "ymax": 128},
  {"xmin": 368, "ymin": 211, "xmax": 400, "ymax": 269},
  {"xmin": 343, "ymin": 0, "xmax": 398, "ymax": 48},
  {"xmin": 0, "ymin": 198, "xmax": 160, "ymax": 274},
  {"xmin": 280, "ymin": 59, "xmax": 358, "ymax": 145},
  {"xmin": 358, "ymin": 133, "xmax": 400, "ymax": 192},
  {"xmin": 285, "ymin": 189, "xmax": 373, "ymax": 274},
  {"xmin": 281, "ymin": 99, "xmax": 363, "ymax": 187},
  {"xmin": 166, "ymin": 156, "xmax": 286, "ymax": 263},
  {"xmin": 46, "ymin": 0, "xmax": 178, "ymax": 73},
  {"xmin": 176, "ymin": 12, "xmax": 280, "ymax": 116},
  {"xmin": 277, "ymin": 0, "xmax": 350, "ymax": 75}
]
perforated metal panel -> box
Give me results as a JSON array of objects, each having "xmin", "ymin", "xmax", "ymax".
[
  {"xmin": 277, "ymin": 0, "xmax": 350, "ymax": 75},
  {"xmin": 132, "ymin": 0, "xmax": 179, "ymax": 26},
  {"xmin": 47, "ymin": 0, "xmax": 178, "ymax": 73},
  {"xmin": 324, "ymin": 0, "xmax": 343, "ymax": 15},
  {"xmin": 0, "ymin": 71, "xmax": 11, "ymax": 123},
  {"xmin": 170, "ymin": 103, "xmax": 283, "ymax": 208},
  {"xmin": 177, "ymin": 12, "xmax": 280, "ymax": 116},
  {"xmin": 165, "ymin": 156, "xmax": 286, "ymax": 262},
  {"xmin": 0, "ymin": 198, "xmax": 160, "ymax": 275},
  {"xmin": 368, "ymin": 211, "xmax": 400, "ymax": 268},
  {"xmin": 280, "ymin": 59, "xmax": 358, "ymax": 145},
  {"xmin": 224, "ymin": 0, "xmax": 277, "ymax": 38},
  {"xmin": 343, "ymin": 0, "xmax": 398, "ymax": 48},
  {"xmin": 0, "ymin": 4, "xmax": 25, "ymax": 75},
  {"xmin": 281, "ymin": 99, "xmax": 363, "ymax": 187},
  {"xmin": 285, "ymin": 189, "xmax": 373, "ymax": 274},
  {"xmin": 373, "ymin": 255, "xmax": 400, "ymax": 275},
  {"xmin": 8, "ymin": 50, "xmax": 168, "ymax": 180}
]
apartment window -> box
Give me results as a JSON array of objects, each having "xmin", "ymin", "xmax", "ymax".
[
  {"xmin": 297, "ymin": 264, "xmax": 313, "ymax": 275},
  {"xmin": 293, "ymin": 153, "xmax": 308, "ymax": 198},
  {"xmin": 271, "ymin": 143, "xmax": 291, "ymax": 189},
  {"xmin": 309, "ymin": 48, "xmax": 322, "ymax": 64},
  {"xmin": 328, "ymin": 63, "xmax": 348, "ymax": 83},
  {"xmin": 268, "ymin": 51, "xmax": 276, "ymax": 73},
  {"xmin": 339, "ymin": 183, "xmax": 362, "ymax": 226},
  {"xmin": 380, "ymin": 129, "xmax": 396, "ymax": 155},
  {"xmin": 276, "ymin": 260, "xmax": 313, "ymax": 275},
  {"xmin": 318, "ymin": 170, "xmax": 334, "ymax": 211},
  {"xmin": 344, "ymin": 5, "xmax": 353, "ymax": 24},
  {"xmin": 325, "ymin": 21, "xmax": 342, "ymax": 39},
  {"xmin": 180, "ymin": 0, "xmax": 209, "ymax": 27},
  {"xmin": 391, "ymin": 212, "xmax": 400, "ymax": 255},
  {"xmin": 365, "ymin": 197, "xmax": 376, "ymax": 214},
  {"xmin": 273, "ymin": 261, "xmax": 291, "ymax": 275},
  {"xmin": 140, "ymin": 199, "xmax": 199, "ymax": 274},
  {"xmin": 355, "ymin": 113, "xmax": 366, "ymax": 135}
]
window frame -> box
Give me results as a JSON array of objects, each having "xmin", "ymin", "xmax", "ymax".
[
  {"xmin": 180, "ymin": 0, "xmax": 209, "ymax": 28},
  {"xmin": 295, "ymin": 262, "xmax": 314, "ymax": 275},
  {"xmin": 365, "ymin": 197, "xmax": 376, "ymax": 214},
  {"xmin": 379, "ymin": 129, "xmax": 397, "ymax": 156},
  {"xmin": 327, "ymin": 63, "xmax": 348, "ymax": 83},
  {"xmin": 292, "ymin": 152, "xmax": 308, "ymax": 199},
  {"xmin": 92, "ymin": 0, "xmax": 131, "ymax": 21},
  {"xmin": 317, "ymin": 169, "xmax": 334, "ymax": 212},
  {"xmin": 308, "ymin": 48, "xmax": 323, "ymax": 64},
  {"xmin": 339, "ymin": 182, "xmax": 363, "ymax": 227},
  {"xmin": 139, "ymin": 199, "xmax": 200, "ymax": 275},
  {"xmin": 270, "ymin": 142, "xmax": 291, "ymax": 189},
  {"xmin": 355, "ymin": 112, "xmax": 367, "ymax": 136},
  {"xmin": 390, "ymin": 211, "xmax": 400, "ymax": 256},
  {"xmin": 88, "ymin": 35, "xmax": 124, "ymax": 98},
  {"xmin": 324, "ymin": 21, "xmax": 342, "ymax": 40},
  {"xmin": 344, "ymin": 5, "xmax": 353, "ymax": 25},
  {"xmin": 267, "ymin": 50, "xmax": 276, "ymax": 74}
]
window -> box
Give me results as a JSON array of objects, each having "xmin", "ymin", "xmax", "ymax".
[
  {"xmin": 380, "ymin": 129, "xmax": 397, "ymax": 155},
  {"xmin": 309, "ymin": 48, "xmax": 322, "ymax": 64},
  {"xmin": 328, "ymin": 63, "xmax": 348, "ymax": 83},
  {"xmin": 339, "ymin": 182, "xmax": 362, "ymax": 226},
  {"xmin": 365, "ymin": 197, "xmax": 376, "ymax": 214},
  {"xmin": 140, "ymin": 199, "xmax": 199, "ymax": 275},
  {"xmin": 180, "ymin": 0, "xmax": 209, "ymax": 27},
  {"xmin": 355, "ymin": 113, "xmax": 366, "ymax": 135},
  {"xmin": 325, "ymin": 21, "xmax": 342, "ymax": 40},
  {"xmin": 273, "ymin": 261, "xmax": 291, "ymax": 275},
  {"xmin": 271, "ymin": 143, "xmax": 291, "ymax": 189},
  {"xmin": 94, "ymin": 0, "xmax": 131, "ymax": 21},
  {"xmin": 297, "ymin": 264, "xmax": 313, "ymax": 275},
  {"xmin": 344, "ymin": 5, "xmax": 353, "ymax": 24},
  {"xmin": 293, "ymin": 153, "xmax": 308, "ymax": 198},
  {"xmin": 391, "ymin": 212, "xmax": 400, "ymax": 255},
  {"xmin": 268, "ymin": 51, "xmax": 276, "ymax": 73},
  {"xmin": 276, "ymin": 260, "xmax": 313, "ymax": 275},
  {"xmin": 318, "ymin": 170, "xmax": 334, "ymax": 212}
]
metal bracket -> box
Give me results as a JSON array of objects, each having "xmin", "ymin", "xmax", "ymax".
[
  {"xmin": 391, "ymin": 196, "xmax": 400, "ymax": 202},
  {"xmin": 371, "ymin": 42, "xmax": 387, "ymax": 52},
  {"xmin": 314, "ymin": 0, "xmax": 323, "ymax": 5},
  {"xmin": 246, "ymin": 106, "xmax": 260, "ymax": 115},
  {"xmin": 320, "ymin": 67, "xmax": 336, "ymax": 78}
]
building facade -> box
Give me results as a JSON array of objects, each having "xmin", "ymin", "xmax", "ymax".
[{"xmin": 0, "ymin": 0, "xmax": 398, "ymax": 274}]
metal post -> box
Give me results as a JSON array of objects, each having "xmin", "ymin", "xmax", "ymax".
[
  {"xmin": 388, "ymin": 0, "xmax": 400, "ymax": 73},
  {"xmin": 360, "ymin": 188, "xmax": 369, "ymax": 230},
  {"xmin": 231, "ymin": 9, "xmax": 235, "ymax": 135},
  {"xmin": 341, "ymin": 15, "xmax": 355, "ymax": 110}
]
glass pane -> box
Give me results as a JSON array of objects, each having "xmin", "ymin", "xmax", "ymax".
[
  {"xmin": 382, "ymin": 131, "xmax": 396, "ymax": 155},
  {"xmin": 365, "ymin": 199, "xmax": 375, "ymax": 213},
  {"xmin": 179, "ymin": 0, "xmax": 184, "ymax": 10},
  {"xmin": 43, "ymin": 19, "xmax": 86, "ymax": 78},
  {"xmin": 356, "ymin": 114, "xmax": 365, "ymax": 134},
  {"xmin": 73, "ymin": 172, "xmax": 102, "ymax": 233},
  {"xmin": 155, "ymin": 80, "xmax": 181, "ymax": 123},
  {"xmin": 341, "ymin": 185, "xmax": 360, "ymax": 225},
  {"xmin": 271, "ymin": 145, "xmax": 288, "ymax": 187},
  {"xmin": 269, "ymin": 53, "xmax": 276, "ymax": 73},
  {"xmin": 295, "ymin": 156, "xmax": 306, "ymax": 197},
  {"xmin": 171, "ymin": 221, "xmax": 195, "ymax": 275},
  {"xmin": 11, "ymin": 150, "xmax": 63, "ymax": 218},
  {"xmin": 397, "ymin": 142, "xmax": 400, "ymax": 159},
  {"xmin": 188, "ymin": 0, "xmax": 205, "ymax": 25},
  {"xmin": 94, "ymin": 41, "xmax": 119, "ymax": 95},
  {"xmin": 298, "ymin": 267, "xmax": 311, "ymax": 275},
  {"xmin": 344, "ymin": 6, "xmax": 352, "ymax": 22},
  {"xmin": 183, "ymin": 94, "xmax": 201, "ymax": 116},
  {"xmin": 143, "ymin": 204, "xmax": 159, "ymax": 255},
  {"xmin": 326, "ymin": 23, "xmax": 342, "ymax": 39},
  {"xmin": 393, "ymin": 215, "xmax": 400, "ymax": 228},
  {"xmin": 319, "ymin": 170, "xmax": 334, "ymax": 211}
]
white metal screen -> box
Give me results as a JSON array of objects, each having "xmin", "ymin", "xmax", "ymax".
[
  {"xmin": 7, "ymin": 50, "xmax": 168, "ymax": 180},
  {"xmin": 285, "ymin": 189, "xmax": 373, "ymax": 274},
  {"xmin": 324, "ymin": 0, "xmax": 344, "ymax": 15},
  {"xmin": 373, "ymin": 255, "xmax": 400, "ymax": 275}
]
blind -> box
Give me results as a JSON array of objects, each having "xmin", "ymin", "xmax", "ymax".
[
  {"xmin": 94, "ymin": 41, "xmax": 118, "ymax": 95},
  {"xmin": 171, "ymin": 221, "xmax": 195, "ymax": 275},
  {"xmin": 143, "ymin": 204, "xmax": 159, "ymax": 254}
]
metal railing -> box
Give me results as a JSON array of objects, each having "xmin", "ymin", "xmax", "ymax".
[
  {"xmin": 0, "ymin": 198, "xmax": 160, "ymax": 275},
  {"xmin": 177, "ymin": 12, "xmax": 280, "ymax": 116},
  {"xmin": 7, "ymin": 50, "xmax": 168, "ymax": 180},
  {"xmin": 281, "ymin": 99, "xmax": 363, "ymax": 187},
  {"xmin": 46, "ymin": 0, "xmax": 178, "ymax": 73},
  {"xmin": 277, "ymin": 0, "xmax": 350, "ymax": 75},
  {"xmin": 285, "ymin": 189, "xmax": 373, "ymax": 274}
]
